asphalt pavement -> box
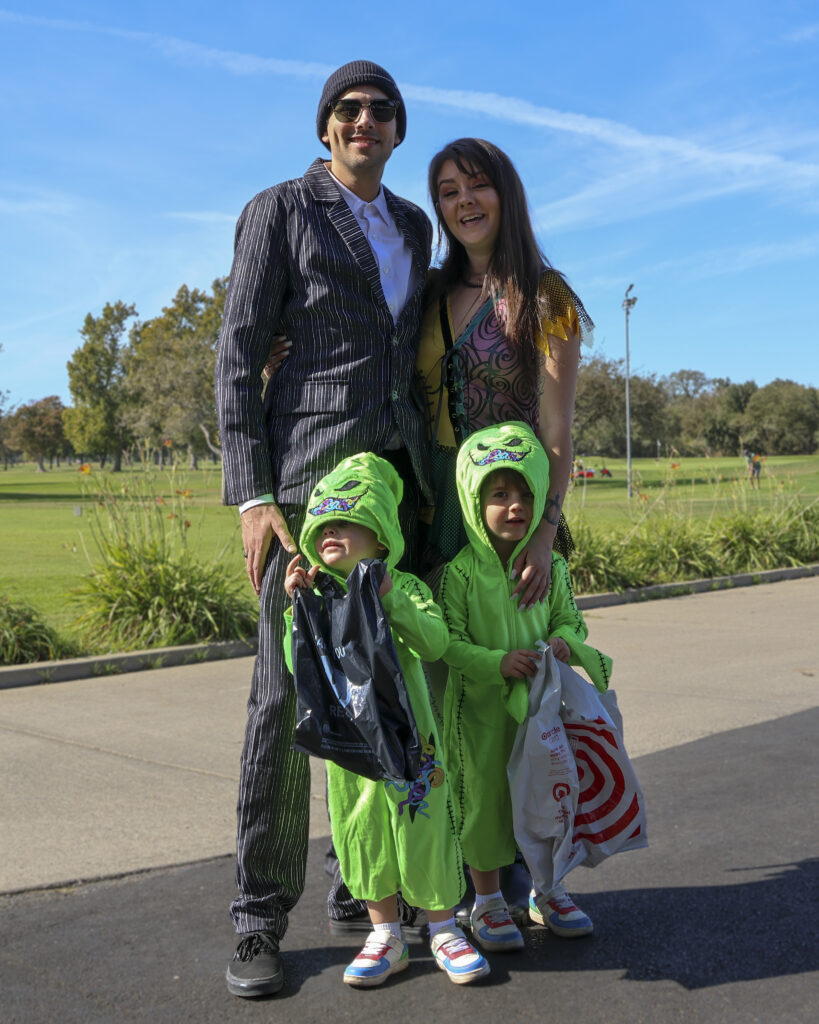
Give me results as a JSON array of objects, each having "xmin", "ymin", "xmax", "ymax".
[{"xmin": 1, "ymin": 577, "xmax": 817, "ymax": 1023}]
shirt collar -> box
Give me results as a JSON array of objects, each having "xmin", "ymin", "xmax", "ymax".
[{"xmin": 325, "ymin": 166, "xmax": 390, "ymax": 225}]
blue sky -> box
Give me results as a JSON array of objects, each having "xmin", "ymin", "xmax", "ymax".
[{"xmin": 2, "ymin": 1, "xmax": 818, "ymax": 407}]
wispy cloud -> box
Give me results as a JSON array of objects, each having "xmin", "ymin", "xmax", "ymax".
[
  {"xmin": 4, "ymin": 7, "xmax": 819, "ymax": 233},
  {"xmin": 782, "ymin": 24, "xmax": 819, "ymax": 43}
]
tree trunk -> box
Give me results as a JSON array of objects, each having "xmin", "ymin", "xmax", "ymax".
[
  {"xmin": 36, "ymin": 456, "xmax": 46, "ymax": 472},
  {"xmin": 188, "ymin": 444, "xmax": 198, "ymax": 470},
  {"xmin": 113, "ymin": 449, "xmax": 122, "ymax": 472},
  {"xmin": 198, "ymin": 422, "xmax": 222, "ymax": 460}
]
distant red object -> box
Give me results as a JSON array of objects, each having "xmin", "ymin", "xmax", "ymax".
[
  {"xmin": 572, "ymin": 469, "xmax": 595, "ymax": 479},
  {"xmin": 601, "ymin": 468, "xmax": 612, "ymax": 477}
]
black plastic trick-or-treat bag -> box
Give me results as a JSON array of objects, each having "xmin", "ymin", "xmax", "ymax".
[{"xmin": 291, "ymin": 559, "xmax": 421, "ymax": 785}]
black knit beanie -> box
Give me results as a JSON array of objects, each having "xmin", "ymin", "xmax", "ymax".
[{"xmin": 317, "ymin": 60, "xmax": 406, "ymax": 149}]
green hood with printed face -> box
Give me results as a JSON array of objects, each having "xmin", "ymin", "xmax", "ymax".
[
  {"xmin": 456, "ymin": 421, "xmax": 550, "ymax": 566},
  {"xmin": 300, "ymin": 452, "xmax": 404, "ymax": 577}
]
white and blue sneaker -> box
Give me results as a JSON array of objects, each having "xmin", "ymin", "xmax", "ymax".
[
  {"xmin": 529, "ymin": 884, "xmax": 593, "ymax": 937},
  {"xmin": 470, "ymin": 897, "xmax": 525, "ymax": 951},
  {"xmin": 343, "ymin": 930, "xmax": 409, "ymax": 987},
  {"xmin": 430, "ymin": 926, "xmax": 490, "ymax": 984}
]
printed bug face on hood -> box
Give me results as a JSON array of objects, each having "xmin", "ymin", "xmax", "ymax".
[
  {"xmin": 455, "ymin": 421, "xmax": 550, "ymax": 563},
  {"xmin": 300, "ymin": 453, "xmax": 404, "ymax": 576}
]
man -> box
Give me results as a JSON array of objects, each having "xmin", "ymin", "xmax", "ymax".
[{"xmin": 215, "ymin": 60, "xmax": 432, "ymax": 998}]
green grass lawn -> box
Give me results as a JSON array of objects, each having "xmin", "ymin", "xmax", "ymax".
[
  {"xmin": 0, "ymin": 462, "xmax": 250, "ymax": 638},
  {"xmin": 563, "ymin": 453, "xmax": 819, "ymax": 530},
  {"xmin": 2, "ymin": 454, "xmax": 818, "ymax": 644}
]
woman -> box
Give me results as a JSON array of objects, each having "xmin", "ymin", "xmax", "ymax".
[{"xmin": 416, "ymin": 138, "xmax": 593, "ymax": 607}]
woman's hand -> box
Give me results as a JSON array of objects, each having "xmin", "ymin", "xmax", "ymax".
[
  {"xmin": 262, "ymin": 334, "xmax": 292, "ymax": 381},
  {"xmin": 501, "ymin": 648, "xmax": 542, "ymax": 679},
  {"xmin": 284, "ymin": 555, "xmax": 319, "ymax": 598},
  {"xmin": 511, "ymin": 519, "xmax": 555, "ymax": 609}
]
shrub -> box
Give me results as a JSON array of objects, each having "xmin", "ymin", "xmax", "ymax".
[
  {"xmin": 0, "ymin": 596, "xmax": 73, "ymax": 664},
  {"xmin": 75, "ymin": 472, "xmax": 257, "ymax": 652}
]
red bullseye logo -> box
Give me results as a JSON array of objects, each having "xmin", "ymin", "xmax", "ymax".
[
  {"xmin": 553, "ymin": 782, "xmax": 571, "ymax": 801},
  {"xmin": 564, "ymin": 717, "xmax": 642, "ymax": 847}
]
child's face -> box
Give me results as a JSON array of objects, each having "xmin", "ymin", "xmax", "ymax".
[
  {"xmin": 480, "ymin": 470, "xmax": 535, "ymax": 551},
  {"xmin": 316, "ymin": 519, "xmax": 384, "ymax": 575}
]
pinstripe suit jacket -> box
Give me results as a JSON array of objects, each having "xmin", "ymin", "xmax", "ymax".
[{"xmin": 215, "ymin": 158, "xmax": 433, "ymax": 508}]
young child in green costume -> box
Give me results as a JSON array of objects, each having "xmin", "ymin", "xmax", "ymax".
[
  {"xmin": 438, "ymin": 421, "xmax": 613, "ymax": 952},
  {"xmin": 283, "ymin": 452, "xmax": 490, "ymax": 988}
]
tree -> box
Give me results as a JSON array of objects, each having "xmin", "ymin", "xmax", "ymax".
[
  {"xmin": 573, "ymin": 356, "xmax": 668, "ymax": 457},
  {"xmin": 64, "ymin": 301, "xmax": 137, "ymax": 470},
  {"xmin": 741, "ymin": 379, "xmax": 818, "ymax": 454},
  {"xmin": 6, "ymin": 396, "xmax": 68, "ymax": 471},
  {"xmin": 0, "ymin": 344, "xmax": 13, "ymax": 469},
  {"xmin": 125, "ymin": 280, "xmax": 226, "ymax": 467}
]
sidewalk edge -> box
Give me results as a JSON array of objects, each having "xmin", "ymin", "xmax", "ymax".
[{"xmin": 2, "ymin": 563, "xmax": 817, "ymax": 688}]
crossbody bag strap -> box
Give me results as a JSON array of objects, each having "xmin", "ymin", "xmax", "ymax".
[{"xmin": 439, "ymin": 295, "xmax": 464, "ymax": 445}]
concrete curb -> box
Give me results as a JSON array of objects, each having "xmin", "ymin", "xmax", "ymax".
[
  {"xmin": 0, "ymin": 639, "xmax": 258, "ymax": 690},
  {"xmin": 2, "ymin": 564, "xmax": 817, "ymax": 689},
  {"xmin": 575, "ymin": 562, "xmax": 819, "ymax": 609}
]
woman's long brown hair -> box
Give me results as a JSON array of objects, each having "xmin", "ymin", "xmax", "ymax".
[{"xmin": 427, "ymin": 138, "xmax": 560, "ymax": 372}]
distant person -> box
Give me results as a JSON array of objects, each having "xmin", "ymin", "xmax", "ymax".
[
  {"xmin": 744, "ymin": 448, "xmax": 762, "ymax": 489},
  {"xmin": 438, "ymin": 422, "xmax": 612, "ymax": 950},
  {"xmin": 284, "ymin": 453, "xmax": 489, "ymax": 986},
  {"xmin": 215, "ymin": 60, "xmax": 434, "ymax": 998}
]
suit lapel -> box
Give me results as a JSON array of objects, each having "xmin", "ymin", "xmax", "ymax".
[{"xmin": 304, "ymin": 159, "xmax": 386, "ymax": 310}]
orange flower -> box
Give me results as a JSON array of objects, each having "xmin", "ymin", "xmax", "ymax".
[
  {"xmin": 78, "ymin": 463, "xmax": 91, "ymax": 474},
  {"xmin": 176, "ymin": 488, "xmax": 193, "ymax": 498},
  {"xmin": 155, "ymin": 496, "xmax": 165, "ymax": 505},
  {"xmin": 184, "ymin": 519, "xmax": 191, "ymax": 529},
  {"xmin": 671, "ymin": 462, "xmax": 680, "ymax": 470},
  {"xmin": 163, "ymin": 438, "xmax": 173, "ymax": 448}
]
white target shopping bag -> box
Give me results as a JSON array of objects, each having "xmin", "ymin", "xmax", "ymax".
[{"xmin": 507, "ymin": 643, "xmax": 647, "ymax": 896}]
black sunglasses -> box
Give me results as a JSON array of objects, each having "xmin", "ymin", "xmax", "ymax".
[{"xmin": 330, "ymin": 98, "xmax": 400, "ymax": 124}]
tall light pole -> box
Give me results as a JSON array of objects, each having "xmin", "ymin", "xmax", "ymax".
[{"xmin": 622, "ymin": 284, "xmax": 638, "ymax": 498}]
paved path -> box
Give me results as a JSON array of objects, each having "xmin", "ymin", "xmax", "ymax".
[{"xmin": 1, "ymin": 578, "xmax": 817, "ymax": 1022}]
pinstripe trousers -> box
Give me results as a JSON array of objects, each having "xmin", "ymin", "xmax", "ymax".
[
  {"xmin": 230, "ymin": 505, "xmax": 311, "ymax": 938},
  {"xmin": 231, "ymin": 453, "xmax": 421, "ymax": 937}
]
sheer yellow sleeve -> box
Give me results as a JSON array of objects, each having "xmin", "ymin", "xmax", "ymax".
[{"xmin": 535, "ymin": 301, "xmax": 579, "ymax": 356}]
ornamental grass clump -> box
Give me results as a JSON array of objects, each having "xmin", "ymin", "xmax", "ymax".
[
  {"xmin": 0, "ymin": 595, "xmax": 74, "ymax": 665},
  {"xmin": 75, "ymin": 472, "xmax": 257, "ymax": 652},
  {"xmin": 566, "ymin": 520, "xmax": 642, "ymax": 594}
]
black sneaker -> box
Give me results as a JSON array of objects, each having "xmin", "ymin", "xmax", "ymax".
[
  {"xmin": 226, "ymin": 932, "xmax": 284, "ymax": 998},
  {"xmin": 329, "ymin": 895, "xmax": 429, "ymax": 939}
]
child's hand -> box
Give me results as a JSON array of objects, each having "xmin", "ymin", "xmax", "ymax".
[
  {"xmin": 501, "ymin": 649, "xmax": 542, "ymax": 679},
  {"xmin": 284, "ymin": 555, "xmax": 319, "ymax": 598},
  {"xmin": 378, "ymin": 569, "xmax": 393, "ymax": 598},
  {"xmin": 548, "ymin": 636, "xmax": 570, "ymax": 662}
]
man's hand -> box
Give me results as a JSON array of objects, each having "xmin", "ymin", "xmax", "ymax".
[
  {"xmin": 547, "ymin": 636, "xmax": 570, "ymax": 662},
  {"xmin": 241, "ymin": 503, "xmax": 297, "ymax": 595},
  {"xmin": 500, "ymin": 648, "xmax": 542, "ymax": 679}
]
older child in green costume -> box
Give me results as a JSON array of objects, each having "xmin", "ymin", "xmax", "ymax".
[
  {"xmin": 439, "ymin": 422, "xmax": 612, "ymax": 952},
  {"xmin": 283, "ymin": 452, "xmax": 489, "ymax": 987}
]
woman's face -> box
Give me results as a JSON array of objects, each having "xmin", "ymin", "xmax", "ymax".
[{"xmin": 435, "ymin": 158, "xmax": 501, "ymax": 264}]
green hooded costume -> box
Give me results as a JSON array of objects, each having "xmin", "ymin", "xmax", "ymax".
[
  {"xmin": 284, "ymin": 452, "xmax": 465, "ymax": 910},
  {"xmin": 439, "ymin": 422, "xmax": 612, "ymax": 871}
]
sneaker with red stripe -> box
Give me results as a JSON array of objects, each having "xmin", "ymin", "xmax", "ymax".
[
  {"xmin": 343, "ymin": 930, "xmax": 409, "ymax": 987},
  {"xmin": 430, "ymin": 926, "xmax": 490, "ymax": 984},
  {"xmin": 470, "ymin": 897, "xmax": 525, "ymax": 951},
  {"xmin": 529, "ymin": 884, "xmax": 593, "ymax": 937}
]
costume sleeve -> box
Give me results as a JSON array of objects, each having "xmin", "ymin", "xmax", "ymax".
[
  {"xmin": 381, "ymin": 572, "xmax": 450, "ymax": 662},
  {"xmin": 215, "ymin": 189, "xmax": 290, "ymax": 505},
  {"xmin": 282, "ymin": 605, "xmax": 294, "ymax": 675},
  {"xmin": 548, "ymin": 555, "xmax": 613, "ymax": 692},
  {"xmin": 438, "ymin": 561, "xmax": 506, "ymax": 685}
]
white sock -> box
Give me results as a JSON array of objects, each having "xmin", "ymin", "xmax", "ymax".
[
  {"xmin": 427, "ymin": 916, "xmax": 456, "ymax": 940},
  {"xmin": 374, "ymin": 920, "xmax": 403, "ymax": 940},
  {"xmin": 474, "ymin": 889, "xmax": 503, "ymax": 909}
]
